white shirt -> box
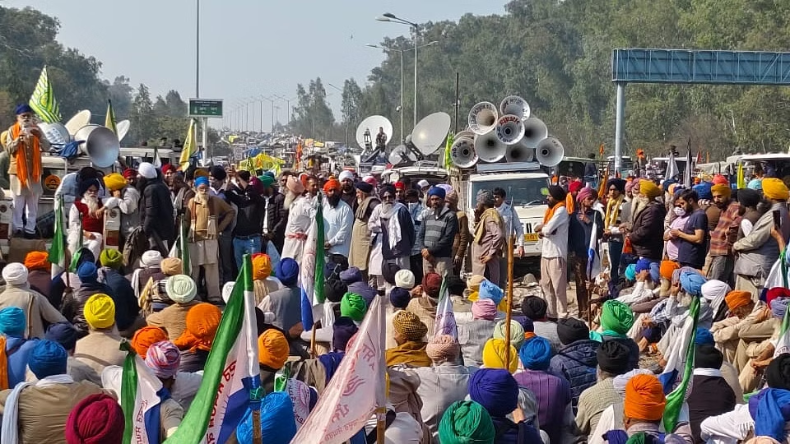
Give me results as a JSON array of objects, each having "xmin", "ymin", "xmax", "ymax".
[
  {"xmin": 700, "ymin": 403, "xmax": 753, "ymax": 444},
  {"xmin": 323, "ymin": 199, "xmax": 354, "ymax": 257},
  {"xmin": 497, "ymin": 202, "xmax": 525, "ymax": 247},
  {"xmin": 540, "ymin": 206, "xmax": 569, "ymax": 258}
]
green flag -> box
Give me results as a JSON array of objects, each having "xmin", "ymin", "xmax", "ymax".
[
  {"xmin": 29, "ymin": 66, "xmax": 61, "ymax": 123},
  {"xmin": 48, "ymin": 195, "xmax": 66, "ymax": 275}
]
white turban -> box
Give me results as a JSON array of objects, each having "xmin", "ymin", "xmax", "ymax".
[
  {"xmin": 138, "ymin": 162, "xmax": 157, "ymax": 180},
  {"xmin": 166, "ymin": 274, "xmax": 197, "ymax": 304},
  {"xmin": 417, "ymin": 179, "xmax": 430, "ymax": 189},
  {"xmin": 338, "ymin": 171, "xmax": 354, "ymax": 182},
  {"xmin": 2, "ymin": 263, "xmax": 28, "ymax": 286},
  {"xmin": 141, "ymin": 250, "xmax": 163, "ymax": 267},
  {"xmin": 395, "ymin": 270, "xmax": 415, "ymax": 290},
  {"xmin": 701, "ymin": 279, "xmax": 731, "ymax": 317}
]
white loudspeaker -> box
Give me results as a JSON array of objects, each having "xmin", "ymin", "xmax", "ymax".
[
  {"xmin": 522, "ymin": 116, "xmax": 548, "ymax": 149},
  {"xmin": 74, "ymin": 124, "xmax": 121, "ymax": 168},
  {"xmin": 38, "ymin": 122, "xmax": 71, "ymax": 146},
  {"xmin": 450, "ymin": 136, "xmax": 478, "ymax": 168},
  {"xmin": 468, "ymin": 102, "xmax": 498, "ymax": 135},
  {"xmin": 535, "ymin": 137, "xmax": 565, "ymax": 167},
  {"xmin": 411, "ymin": 112, "xmax": 451, "ymax": 155},
  {"xmin": 495, "ymin": 114, "xmax": 525, "ymax": 145},
  {"xmin": 505, "ymin": 144, "xmax": 534, "ymax": 163},
  {"xmin": 474, "ymin": 131, "xmax": 507, "ymax": 163},
  {"xmin": 499, "ymin": 96, "xmax": 531, "ymax": 121}
]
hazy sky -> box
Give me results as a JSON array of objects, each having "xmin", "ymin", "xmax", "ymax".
[{"xmin": 8, "ymin": 0, "xmax": 508, "ymax": 129}]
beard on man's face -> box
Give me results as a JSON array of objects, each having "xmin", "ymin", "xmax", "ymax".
[{"xmin": 327, "ymin": 194, "xmax": 341, "ymax": 208}]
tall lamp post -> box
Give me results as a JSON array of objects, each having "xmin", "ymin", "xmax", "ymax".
[
  {"xmin": 273, "ymin": 95, "xmax": 296, "ymax": 127},
  {"xmin": 328, "ymin": 83, "xmax": 350, "ymax": 148},
  {"xmin": 377, "ymin": 13, "xmax": 421, "ymax": 128}
]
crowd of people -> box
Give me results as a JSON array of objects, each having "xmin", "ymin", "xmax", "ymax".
[{"xmin": 0, "ymin": 156, "xmax": 788, "ymax": 443}]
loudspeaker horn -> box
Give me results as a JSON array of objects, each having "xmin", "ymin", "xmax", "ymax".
[
  {"xmin": 411, "ymin": 112, "xmax": 451, "ymax": 155},
  {"xmin": 495, "ymin": 114, "xmax": 525, "ymax": 145},
  {"xmin": 450, "ymin": 135, "xmax": 477, "ymax": 169},
  {"xmin": 355, "ymin": 115, "xmax": 393, "ymax": 150},
  {"xmin": 38, "ymin": 122, "xmax": 71, "ymax": 146},
  {"xmin": 505, "ymin": 144, "xmax": 534, "ymax": 163},
  {"xmin": 522, "ymin": 116, "xmax": 548, "ymax": 149},
  {"xmin": 116, "ymin": 120, "xmax": 131, "ymax": 142},
  {"xmin": 468, "ymin": 102, "xmax": 498, "ymax": 135},
  {"xmin": 65, "ymin": 110, "xmax": 91, "ymax": 136},
  {"xmin": 535, "ymin": 136, "xmax": 565, "ymax": 167},
  {"xmin": 499, "ymin": 96, "xmax": 531, "ymax": 121},
  {"xmin": 74, "ymin": 124, "xmax": 121, "ymax": 168},
  {"xmin": 475, "ymin": 131, "xmax": 507, "ymax": 163}
]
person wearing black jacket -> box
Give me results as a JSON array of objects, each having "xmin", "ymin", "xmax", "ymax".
[
  {"xmin": 259, "ymin": 175, "xmax": 286, "ymax": 254},
  {"xmin": 226, "ymin": 170, "xmax": 265, "ymax": 269},
  {"xmin": 137, "ymin": 162, "xmax": 175, "ymax": 254},
  {"xmin": 627, "ymin": 180, "xmax": 667, "ymax": 262}
]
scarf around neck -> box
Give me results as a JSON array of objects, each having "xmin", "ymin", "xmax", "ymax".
[
  {"xmin": 544, "ymin": 201, "xmax": 566, "ymax": 224},
  {"xmin": 605, "ymin": 195, "xmax": 624, "ymax": 229},
  {"xmin": 474, "ymin": 208, "xmax": 502, "ymax": 244}
]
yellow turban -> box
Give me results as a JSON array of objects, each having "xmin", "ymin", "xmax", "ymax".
[
  {"xmin": 763, "ymin": 178, "xmax": 790, "ymax": 201},
  {"xmin": 639, "ymin": 181, "xmax": 661, "ymax": 200},
  {"xmin": 258, "ymin": 329, "xmax": 289, "ymax": 370},
  {"xmin": 103, "ymin": 173, "xmax": 127, "ymax": 192},
  {"xmin": 84, "ymin": 294, "xmax": 116, "ymax": 329},
  {"xmin": 711, "ymin": 183, "xmax": 731, "ymax": 198},
  {"xmin": 482, "ymin": 338, "xmax": 518, "ymax": 373},
  {"xmin": 252, "ymin": 254, "xmax": 272, "ymax": 280},
  {"xmin": 467, "ymin": 275, "xmax": 485, "ymax": 292}
]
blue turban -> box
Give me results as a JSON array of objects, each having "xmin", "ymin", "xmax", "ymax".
[
  {"xmin": 694, "ymin": 327, "xmax": 714, "ymax": 346},
  {"xmin": 45, "ymin": 322, "xmax": 78, "ymax": 351},
  {"xmin": 235, "ymin": 392, "xmax": 296, "ymax": 444},
  {"xmin": 78, "ymin": 178, "xmax": 101, "ymax": 197},
  {"xmin": 194, "ymin": 176, "xmax": 209, "ymax": 188},
  {"xmin": 625, "ymin": 264, "xmax": 636, "ymax": 282},
  {"xmin": 275, "ymin": 258, "xmax": 299, "ymax": 286},
  {"xmin": 662, "ymin": 179, "xmax": 677, "ymax": 191},
  {"xmin": 772, "ymin": 297, "xmax": 790, "ymax": 320},
  {"xmin": 518, "ymin": 336, "xmax": 553, "ymax": 371},
  {"xmin": 389, "ymin": 287, "xmax": 411, "ymax": 309},
  {"xmin": 635, "ymin": 258, "xmax": 651, "ymax": 274},
  {"xmin": 332, "ymin": 317, "xmax": 358, "ymax": 352},
  {"xmin": 479, "ymin": 279, "xmax": 504, "ymax": 306},
  {"xmin": 0, "ymin": 307, "xmax": 25, "ymax": 336},
  {"xmin": 29, "ymin": 340, "xmax": 68, "ymax": 379},
  {"xmin": 468, "ymin": 368, "xmax": 518, "ymax": 417},
  {"xmin": 77, "ymin": 261, "xmax": 98, "ymax": 282},
  {"xmin": 339, "ymin": 267, "xmax": 362, "ymax": 284},
  {"xmin": 348, "ymin": 282, "xmax": 377, "ymax": 307},
  {"xmin": 680, "ymin": 270, "xmax": 706, "ymax": 297},
  {"xmin": 748, "ymin": 178, "xmax": 763, "ymax": 190},
  {"xmin": 427, "ymin": 186, "xmax": 446, "ymax": 199},
  {"xmin": 693, "ymin": 182, "xmax": 713, "ymax": 200},
  {"xmin": 515, "ymin": 316, "xmax": 534, "ymax": 332},
  {"xmin": 14, "ymin": 104, "xmax": 33, "ymax": 115}
]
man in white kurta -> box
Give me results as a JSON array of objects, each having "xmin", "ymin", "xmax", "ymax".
[
  {"xmin": 321, "ymin": 178, "xmax": 354, "ymax": 258},
  {"xmin": 281, "ymin": 175, "xmax": 315, "ymax": 265}
]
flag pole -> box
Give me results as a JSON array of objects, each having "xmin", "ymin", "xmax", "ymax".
[
  {"xmin": 376, "ymin": 291, "xmax": 387, "ymax": 444},
  {"xmin": 504, "ymin": 234, "xmax": 515, "ymax": 365},
  {"xmin": 252, "ymin": 411, "xmax": 262, "ymax": 444},
  {"xmin": 310, "ymin": 323, "xmax": 317, "ymax": 358}
]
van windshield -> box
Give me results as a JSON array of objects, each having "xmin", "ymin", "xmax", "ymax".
[{"xmin": 471, "ymin": 177, "xmax": 549, "ymax": 207}]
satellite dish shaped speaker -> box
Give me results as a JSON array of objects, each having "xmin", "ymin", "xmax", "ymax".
[
  {"xmin": 355, "ymin": 115, "xmax": 393, "ymax": 150},
  {"xmin": 506, "ymin": 143, "xmax": 534, "ymax": 163},
  {"xmin": 475, "ymin": 131, "xmax": 507, "ymax": 163},
  {"xmin": 388, "ymin": 144, "xmax": 417, "ymax": 165},
  {"xmin": 411, "ymin": 112, "xmax": 451, "ymax": 156},
  {"xmin": 468, "ymin": 102, "xmax": 498, "ymax": 135},
  {"xmin": 450, "ymin": 135, "xmax": 477, "ymax": 168},
  {"xmin": 535, "ymin": 136, "xmax": 565, "ymax": 167},
  {"xmin": 65, "ymin": 110, "xmax": 91, "ymax": 136},
  {"xmin": 74, "ymin": 124, "xmax": 121, "ymax": 168},
  {"xmin": 38, "ymin": 122, "xmax": 70, "ymax": 146},
  {"xmin": 522, "ymin": 116, "xmax": 548, "ymax": 149},
  {"xmin": 495, "ymin": 114, "xmax": 525, "ymax": 145},
  {"xmin": 499, "ymin": 96, "xmax": 530, "ymax": 121},
  {"xmin": 116, "ymin": 120, "xmax": 131, "ymax": 142}
]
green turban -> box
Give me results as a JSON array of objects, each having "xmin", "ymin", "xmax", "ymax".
[
  {"xmin": 492, "ymin": 320, "xmax": 525, "ymax": 351},
  {"xmin": 258, "ymin": 175, "xmax": 275, "ymax": 188},
  {"xmin": 340, "ymin": 292, "xmax": 367, "ymax": 322},
  {"xmin": 100, "ymin": 249, "xmax": 124, "ymax": 270},
  {"xmin": 600, "ymin": 300, "xmax": 635, "ymax": 335},
  {"xmin": 438, "ymin": 400, "xmax": 496, "ymax": 444}
]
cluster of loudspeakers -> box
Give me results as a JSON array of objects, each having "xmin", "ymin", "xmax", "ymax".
[
  {"xmin": 450, "ymin": 96, "xmax": 565, "ymax": 168},
  {"xmin": 37, "ymin": 110, "xmax": 127, "ymax": 168}
]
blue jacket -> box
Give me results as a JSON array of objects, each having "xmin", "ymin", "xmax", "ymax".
[
  {"xmin": 5, "ymin": 337, "xmax": 38, "ymax": 387},
  {"xmin": 98, "ymin": 268, "xmax": 140, "ymax": 331},
  {"xmin": 491, "ymin": 417, "xmax": 542, "ymax": 444},
  {"xmin": 548, "ymin": 339, "xmax": 599, "ymax": 414}
]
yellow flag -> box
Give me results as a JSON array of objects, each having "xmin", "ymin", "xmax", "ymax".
[
  {"xmin": 105, "ymin": 99, "xmax": 117, "ymax": 134},
  {"xmin": 737, "ymin": 162, "xmax": 745, "ymax": 189},
  {"xmin": 180, "ymin": 119, "xmax": 197, "ymax": 170}
]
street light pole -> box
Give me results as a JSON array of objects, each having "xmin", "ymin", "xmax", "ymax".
[
  {"xmin": 412, "ymin": 26, "xmax": 418, "ymax": 127},
  {"xmin": 328, "ymin": 83, "xmax": 349, "ymax": 148}
]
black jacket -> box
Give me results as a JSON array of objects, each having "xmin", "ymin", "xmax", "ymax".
[
  {"xmin": 226, "ymin": 184, "xmax": 265, "ymax": 237},
  {"xmin": 61, "ymin": 279, "xmax": 114, "ymax": 338},
  {"xmin": 139, "ymin": 173, "xmax": 175, "ymax": 245},
  {"xmin": 629, "ymin": 201, "xmax": 666, "ymax": 261},
  {"xmin": 98, "ymin": 267, "xmax": 140, "ymax": 331},
  {"xmin": 265, "ymin": 192, "xmax": 286, "ymax": 251}
]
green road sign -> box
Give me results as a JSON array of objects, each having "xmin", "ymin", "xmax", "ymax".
[{"xmin": 188, "ymin": 99, "xmax": 223, "ymax": 118}]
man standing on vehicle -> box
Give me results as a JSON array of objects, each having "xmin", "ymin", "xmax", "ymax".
[
  {"xmin": 493, "ymin": 187, "xmax": 525, "ymax": 284},
  {"xmin": 4, "ymin": 104, "xmax": 48, "ymax": 238},
  {"xmin": 418, "ymin": 186, "xmax": 458, "ymax": 276},
  {"xmin": 536, "ymin": 185, "xmax": 570, "ymax": 319},
  {"xmin": 375, "ymin": 127, "xmax": 387, "ymax": 152},
  {"xmin": 138, "ymin": 162, "xmax": 175, "ymax": 254}
]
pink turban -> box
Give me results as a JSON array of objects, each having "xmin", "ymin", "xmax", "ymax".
[
  {"xmin": 472, "ymin": 299, "xmax": 497, "ymax": 320},
  {"xmin": 576, "ymin": 187, "xmax": 595, "ymax": 203},
  {"xmin": 712, "ymin": 174, "xmax": 729, "ymax": 185},
  {"xmin": 286, "ymin": 175, "xmax": 305, "ymax": 194},
  {"xmin": 145, "ymin": 341, "xmax": 181, "ymax": 379}
]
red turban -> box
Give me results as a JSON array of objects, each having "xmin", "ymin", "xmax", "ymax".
[
  {"xmin": 568, "ymin": 180, "xmax": 583, "ymax": 193},
  {"xmin": 161, "ymin": 164, "xmax": 176, "ymax": 174},
  {"xmin": 122, "ymin": 168, "xmax": 136, "ymax": 180},
  {"xmin": 65, "ymin": 393, "xmax": 124, "ymax": 444},
  {"xmin": 394, "ymin": 181, "xmax": 406, "ymax": 190},
  {"xmin": 323, "ymin": 178, "xmax": 341, "ymax": 193}
]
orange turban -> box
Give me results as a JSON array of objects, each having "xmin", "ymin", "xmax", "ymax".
[
  {"xmin": 174, "ymin": 303, "xmax": 222, "ymax": 352},
  {"xmin": 624, "ymin": 374, "xmax": 666, "ymax": 421},
  {"xmin": 252, "ymin": 254, "xmax": 272, "ymax": 280},
  {"xmin": 713, "ymin": 174, "xmax": 728, "ymax": 185},
  {"xmin": 131, "ymin": 326, "xmax": 168, "ymax": 358},
  {"xmin": 258, "ymin": 329, "xmax": 289, "ymax": 370},
  {"xmin": 24, "ymin": 251, "xmax": 49, "ymax": 271},
  {"xmin": 660, "ymin": 260, "xmax": 679, "ymax": 281},
  {"xmin": 323, "ymin": 178, "xmax": 341, "ymax": 193},
  {"xmin": 725, "ymin": 290, "xmax": 752, "ymax": 311}
]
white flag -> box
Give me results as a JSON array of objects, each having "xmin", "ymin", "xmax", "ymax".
[
  {"xmin": 291, "ymin": 294, "xmax": 386, "ymax": 444},
  {"xmin": 434, "ymin": 276, "xmax": 457, "ymax": 340}
]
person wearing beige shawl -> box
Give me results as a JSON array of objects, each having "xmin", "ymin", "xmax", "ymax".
[{"xmin": 471, "ymin": 190, "xmax": 504, "ymax": 286}]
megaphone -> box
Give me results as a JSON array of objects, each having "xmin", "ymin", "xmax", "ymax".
[
  {"xmin": 38, "ymin": 122, "xmax": 71, "ymax": 146},
  {"xmin": 535, "ymin": 137, "xmax": 565, "ymax": 167},
  {"xmin": 73, "ymin": 124, "xmax": 121, "ymax": 168},
  {"xmin": 450, "ymin": 135, "xmax": 477, "ymax": 168},
  {"xmin": 505, "ymin": 144, "xmax": 534, "ymax": 163},
  {"xmin": 495, "ymin": 115, "xmax": 525, "ymax": 145},
  {"xmin": 522, "ymin": 116, "xmax": 548, "ymax": 149},
  {"xmin": 65, "ymin": 110, "xmax": 91, "ymax": 136},
  {"xmin": 468, "ymin": 102, "xmax": 498, "ymax": 135},
  {"xmin": 500, "ymin": 96, "xmax": 530, "ymax": 121},
  {"xmin": 475, "ymin": 131, "xmax": 507, "ymax": 163}
]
